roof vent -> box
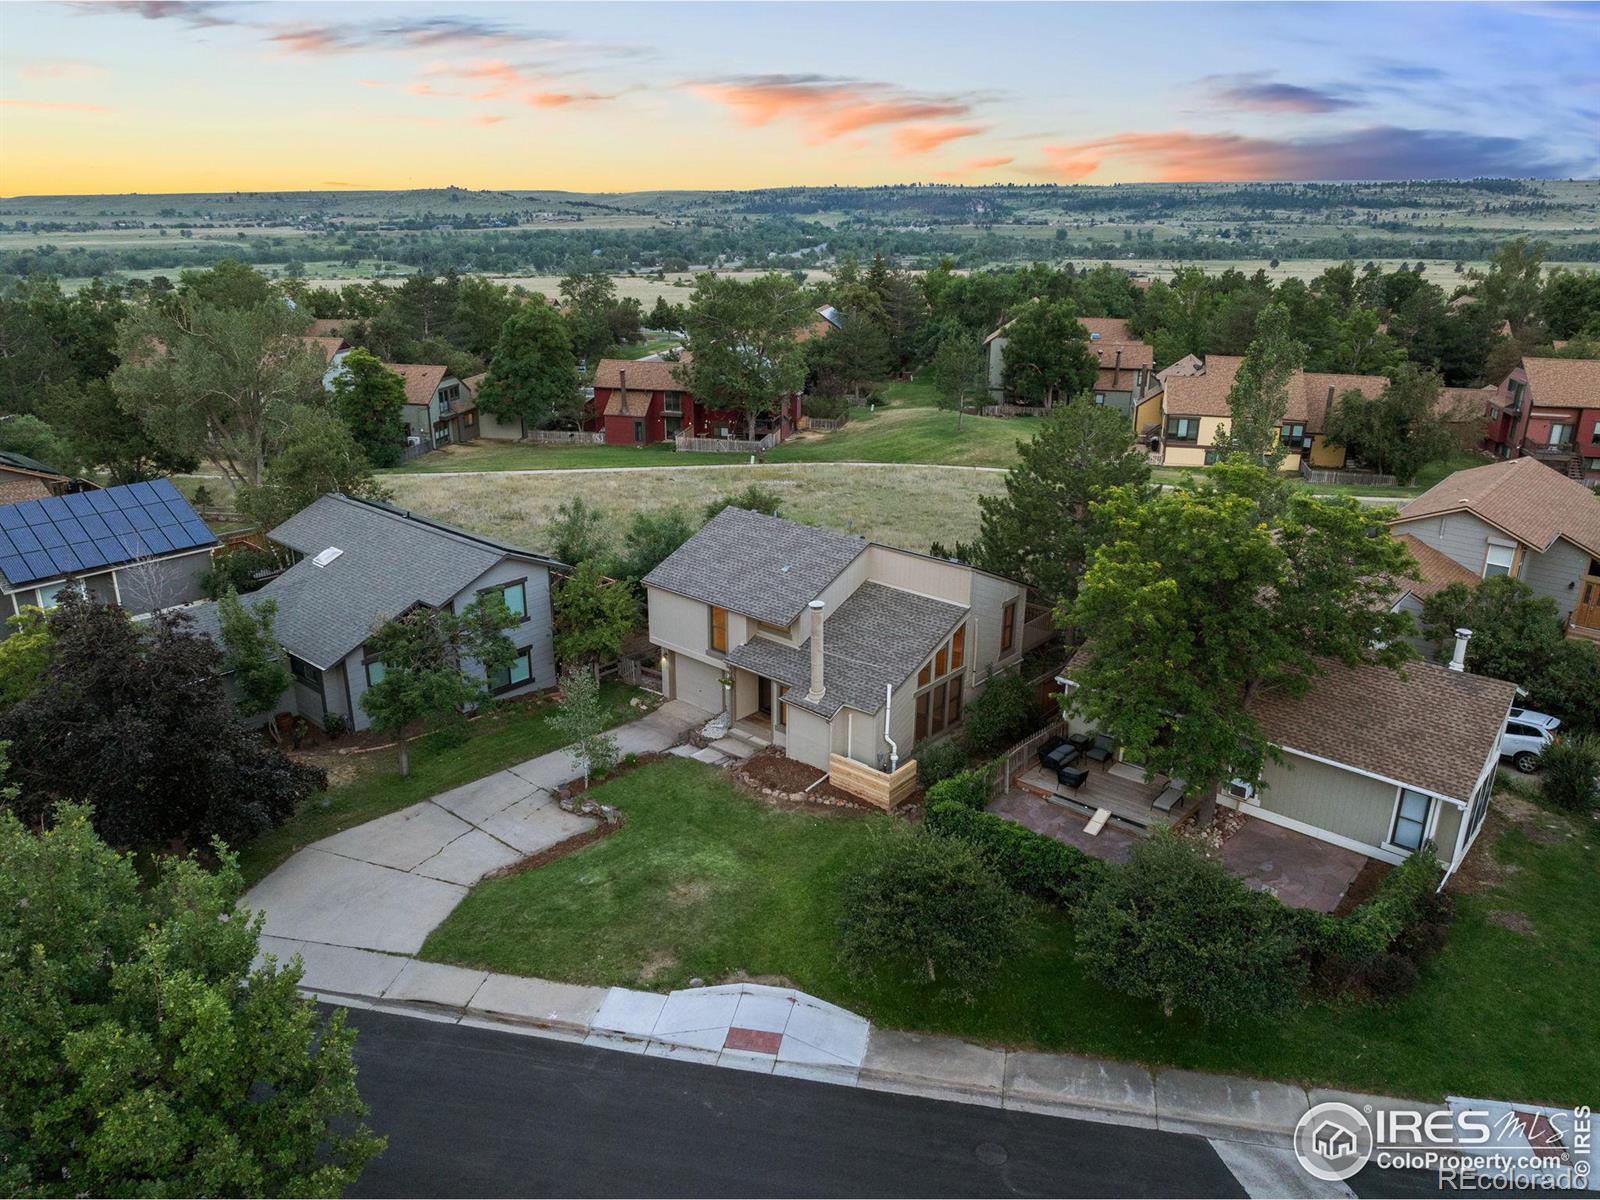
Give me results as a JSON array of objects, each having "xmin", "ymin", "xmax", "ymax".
[
  {"xmin": 1089, "ymin": 331, "xmax": 1101, "ymax": 340},
  {"xmin": 311, "ymin": 546, "xmax": 343, "ymax": 568}
]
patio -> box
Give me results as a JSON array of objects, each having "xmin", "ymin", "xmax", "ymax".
[{"xmin": 1013, "ymin": 755, "xmax": 1201, "ymax": 832}]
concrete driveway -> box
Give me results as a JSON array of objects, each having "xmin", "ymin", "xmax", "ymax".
[{"xmin": 245, "ymin": 700, "xmax": 710, "ymax": 958}]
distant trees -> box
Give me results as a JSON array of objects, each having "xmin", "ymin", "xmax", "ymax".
[
  {"xmin": 331, "ymin": 348, "xmax": 406, "ymax": 467},
  {"xmin": 681, "ymin": 273, "xmax": 812, "ymax": 440},
  {"xmin": 476, "ymin": 302, "xmax": 582, "ymax": 433}
]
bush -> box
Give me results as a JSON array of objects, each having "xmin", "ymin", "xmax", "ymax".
[
  {"xmin": 1539, "ymin": 735, "xmax": 1600, "ymax": 812},
  {"xmin": 925, "ymin": 762, "xmax": 994, "ymax": 811},
  {"xmin": 962, "ymin": 670, "xmax": 1046, "ymax": 756},
  {"xmin": 323, "ymin": 712, "xmax": 347, "ymax": 738},
  {"xmin": 917, "ymin": 738, "xmax": 970, "ymax": 789},
  {"xmin": 837, "ymin": 823, "xmax": 1023, "ymax": 995},
  {"xmin": 925, "ymin": 798, "xmax": 1106, "ymax": 906},
  {"xmin": 1073, "ymin": 830, "xmax": 1306, "ymax": 1023},
  {"xmin": 803, "ymin": 392, "xmax": 850, "ymax": 421},
  {"xmin": 703, "ymin": 483, "xmax": 784, "ymax": 522},
  {"xmin": 1297, "ymin": 846, "xmax": 1448, "ymax": 995},
  {"xmin": 200, "ymin": 546, "xmax": 280, "ymax": 599}
]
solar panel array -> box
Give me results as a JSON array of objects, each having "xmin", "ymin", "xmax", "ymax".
[{"xmin": 0, "ymin": 479, "xmax": 218, "ymax": 589}]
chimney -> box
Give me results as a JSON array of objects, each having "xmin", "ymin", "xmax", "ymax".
[
  {"xmin": 1324, "ymin": 384, "xmax": 1335, "ymax": 422},
  {"xmin": 618, "ymin": 366, "xmax": 627, "ymax": 408},
  {"xmin": 806, "ymin": 600, "xmax": 826, "ymax": 701},
  {"xmin": 1448, "ymin": 627, "xmax": 1472, "ymax": 673},
  {"xmin": 1112, "ymin": 348, "xmax": 1122, "ymax": 389}
]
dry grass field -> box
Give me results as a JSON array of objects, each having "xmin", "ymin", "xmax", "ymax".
[{"xmin": 384, "ymin": 463, "xmax": 1003, "ymax": 555}]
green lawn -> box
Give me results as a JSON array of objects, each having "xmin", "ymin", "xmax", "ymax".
[
  {"xmin": 422, "ymin": 758, "xmax": 1596, "ymax": 1105},
  {"xmin": 237, "ymin": 684, "xmax": 645, "ymax": 886},
  {"xmin": 384, "ymin": 441, "xmax": 750, "ymax": 473}
]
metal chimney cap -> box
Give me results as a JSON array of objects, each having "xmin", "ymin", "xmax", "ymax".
[
  {"xmin": 808, "ymin": 599, "xmax": 825, "ymax": 610},
  {"xmin": 1455, "ymin": 627, "xmax": 1472, "ymax": 638}
]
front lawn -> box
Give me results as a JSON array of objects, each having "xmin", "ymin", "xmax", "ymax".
[
  {"xmin": 422, "ymin": 758, "xmax": 1596, "ymax": 1105},
  {"xmin": 236, "ymin": 684, "xmax": 646, "ymax": 886}
]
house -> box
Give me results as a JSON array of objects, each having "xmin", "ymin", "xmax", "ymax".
[
  {"xmin": 1059, "ymin": 640, "xmax": 1516, "ymax": 875},
  {"xmin": 985, "ymin": 316, "xmax": 1156, "ymax": 421},
  {"xmin": 187, "ymin": 494, "xmax": 563, "ymax": 731},
  {"xmin": 593, "ymin": 354, "xmax": 803, "ymax": 446},
  {"xmin": 1386, "ymin": 532, "xmax": 1480, "ymax": 649},
  {"xmin": 0, "ymin": 451, "xmax": 85, "ymax": 505},
  {"xmin": 301, "ymin": 335, "xmax": 351, "ymax": 392},
  {"xmin": 1436, "ymin": 385, "xmax": 1497, "ymax": 451},
  {"xmin": 0, "ymin": 479, "xmax": 218, "ymax": 632},
  {"xmin": 1388, "ymin": 456, "xmax": 1600, "ymax": 641},
  {"xmin": 642, "ymin": 507, "xmax": 1027, "ymax": 774},
  {"xmin": 461, "ymin": 372, "xmax": 527, "ymax": 441},
  {"xmin": 1481, "ymin": 356, "xmax": 1600, "ymax": 485},
  {"xmin": 385, "ymin": 363, "xmax": 476, "ymax": 451},
  {"xmin": 1156, "ymin": 355, "xmax": 1387, "ymax": 472},
  {"xmin": 1132, "ymin": 353, "xmax": 1204, "ymax": 442}
]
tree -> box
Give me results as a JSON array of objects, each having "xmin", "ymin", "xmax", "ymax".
[
  {"xmin": 0, "ymin": 804, "xmax": 382, "ymax": 1196},
  {"xmin": 237, "ymin": 407, "xmax": 391, "ymax": 533},
  {"xmin": 1211, "ymin": 301, "xmax": 1304, "ymax": 466},
  {"xmin": 217, "ymin": 589, "xmax": 291, "ymax": 720},
  {"xmin": 1469, "ymin": 237, "xmax": 1547, "ymax": 339},
  {"xmin": 647, "ymin": 295, "xmax": 687, "ymax": 334},
  {"xmin": 1323, "ymin": 365, "xmax": 1456, "ymax": 484},
  {"xmin": 999, "ymin": 299, "xmax": 1098, "ymax": 407},
  {"xmin": 559, "ymin": 272, "xmax": 638, "ymax": 366},
  {"xmin": 112, "ymin": 292, "xmax": 325, "ymax": 488},
  {"xmin": 961, "ymin": 669, "xmax": 1046, "ymax": 756},
  {"xmin": 1067, "ymin": 466, "xmax": 1415, "ymax": 800},
  {"xmin": 46, "ymin": 377, "xmax": 194, "ymax": 483},
  {"xmin": 358, "ymin": 594, "xmax": 519, "ymax": 777},
  {"xmin": 616, "ymin": 508, "xmax": 697, "ymax": 582},
  {"xmin": 926, "ymin": 329, "xmax": 987, "ymax": 430},
  {"xmin": 681, "ymin": 273, "xmax": 812, "ymax": 439},
  {"xmin": 703, "ymin": 483, "xmax": 784, "ymax": 521},
  {"xmin": 546, "ymin": 496, "xmax": 610, "ymax": 566},
  {"xmin": 476, "ymin": 302, "xmax": 580, "ymax": 434},
  {"xmin": 0, "ymin": 413, "xmax": 78, "ymax": 476},
  {"xmin": 0, "ymin": 606, "xmax": 50, "ymax": 707},
  {"xmin": 808, "ymin": 311, "xmax": 890, "ymax": 402},
  {"xmin": 837, "ymin": 823, "xmax": 1022, "ymax": 994},
  {"xmin": 550, "ymin": 665, "xmax": 618, "ymax": 787},
  {"xmin": 0, "ymin": 593, "xmax": 326, "ymax": 848},
  {"xmin": 552, "ymin": 560, "xmax": 637, "ymax": 678},
  {"xmin": 449, "ymin": 275, "xmax": 522, "ymax": 360},
  {"xmin": 972, "ymin": 399, "xmax": 1153, "ymax": 606},
  {"xmin": 331, "ymin": 348, "xmax": 406, "ymax": 467},
  {"xmin": 1073, "ymin": 829, "xmax": 1305, "ymax": 1023}
]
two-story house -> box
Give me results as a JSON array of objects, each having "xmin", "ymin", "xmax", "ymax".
[
  {"xmin": 593, "ymin": 354, "xmax": 803, "ymax": 447},
  {"xmin": 1156, "ymin": 355, "xmax": 1388, "ymax": 472},
  {"xmin": 642, "ymin": 507, "xmax": 1027, "ymax": 773},
  {"xmin": 386, "ymin": 363, "xmax": 477, "ymax": 451},
  {"xmin": 187, "ymin": 494, "xmax": 564, "ymax": 730},
  {"xmin": 1389, "ymin": 456, "xmax": 1600, "ymax": 641},
  {"xmin": 985, "ymin": 316, "xmax": 1156, "ymax": 422},
  {"xmin": 1482, "ymin": 356, "xmax": 1600, "ymax": 485}
]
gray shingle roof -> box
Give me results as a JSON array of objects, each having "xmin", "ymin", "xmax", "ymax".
[
  {"xmin": 188, "ymin": 494, "xmax": 561, "ymax": 669},
  {"xmin": 642, "ymin": 507, "xmax": 867, "ymax": 627},
  {"xmin": 725, "ymin": 581, "xmax": 967, "ymax": 718}
]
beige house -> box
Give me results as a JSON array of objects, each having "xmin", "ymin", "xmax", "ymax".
[
  {"xmin": 1061, "ymin": 644, "xmax": 1515, "ymax": 874},
  {"xmin": 643, "ymin": 508, "xmax": 1028, "ymax": 773}
]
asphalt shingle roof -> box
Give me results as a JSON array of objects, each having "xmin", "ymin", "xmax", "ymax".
[
  {"xmin": 642, "ymin": 506, "xmax": 867, "ymax": 627},
  {"xmin": 1395, "ymin": 456, "xmax": 1600, "ymax": 560},
  {"xmin": 725, "ymin": 581, "xmax": 968, "ymax": 718},
  {"xmin": 1162, "ymin": 356, "xmax": 1388, "ymax": 431},
  {"xmin": 1387, "ymin": 533, "xmax": 1480, "ymax": 607}
]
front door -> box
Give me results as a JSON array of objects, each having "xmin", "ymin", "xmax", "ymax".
[
  {"xmin": 1577, "ymin": 571, "xmax": 1600, "ymax": 632},
  {"xmin": 756, "ymin": 677, "xmax": 773, "ymax": 719}
]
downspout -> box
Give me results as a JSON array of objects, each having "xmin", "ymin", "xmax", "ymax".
[{"xmin": 883, "ymin": 681, "xmax": 899, "ymax": 772}]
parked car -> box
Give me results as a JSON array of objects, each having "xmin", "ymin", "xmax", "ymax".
[{"xmin": 1501, "ymin": 711, "xmax": 1561, "ymax": 773}]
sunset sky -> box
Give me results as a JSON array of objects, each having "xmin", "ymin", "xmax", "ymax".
[{"xmin": 1, "ymin": 1, "xmax": 1596, "ymax": 196}]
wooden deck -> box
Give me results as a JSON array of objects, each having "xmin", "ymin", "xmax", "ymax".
[{"xmin": 1015, "ymin": 761, "xmax": 1200, "ymax": 832}]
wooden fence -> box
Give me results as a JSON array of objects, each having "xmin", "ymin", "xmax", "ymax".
[
  {"xmin": 1298, "ymin": 462, "xmax": 1397, "ymax": 487},
  {"xmin": 801, "ymin": 414, "xmax": 849, "ymax": 433},
  {"xmin": 991, "ymin": 718, "xmax": 1070, "ymax": 798},
  {"xmin": 981, "ymin": 403, "xmax": 1047, "ymax": 418},
  {"xmin": 617, "ymin": 654, "xmax": 664, "ymax": 694},
  {"xmin": 828, "ymin": 754, "xmax": 920, "ymax": 810},
  {"xmin": 676, "ymin": 431, "xmax": 777, "ymax": 454},
  {"xmin": 525, "ymin": 429, "xmax": 605, "ymax": 445}
]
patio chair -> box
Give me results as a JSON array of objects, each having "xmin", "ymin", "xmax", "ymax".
[
  {"xmin": 1084, "ymin": 736, "xmax": 1115, "ymax": 765},
  {"xmin": 1036, "ymin": 737, "xmax": 1068, "ymax": 768},
  {"xmin": 1153, "ymin": 782, "xmax": 1185, "ymax": 814},
  {"xmin": 1040, "ymin": 741, "xmax": 1079, "ymax": 773},
  {"xmin": 1056, "ymin": 765, "xmax": 1089, "ymax": 796}
]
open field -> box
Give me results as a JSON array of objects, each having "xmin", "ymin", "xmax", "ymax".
[{"xmin": 425, "ymin": 758, "xmax": 1599, "ymax": 1105}]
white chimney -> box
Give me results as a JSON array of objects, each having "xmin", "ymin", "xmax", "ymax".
[
  {"xmin": 1448, "ymin": 627, "xmax": 1472, "ymax": 673},
  {"xmin": 806, "ymin": 600, "xmax": 826, "ymax": 701}
]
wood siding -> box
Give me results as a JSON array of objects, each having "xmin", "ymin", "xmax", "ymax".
[{"xmin": 829, "ymin": 753, "xmax": 919, "ymax": 809}]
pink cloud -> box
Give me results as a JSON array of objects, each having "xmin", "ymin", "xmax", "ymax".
[
  {"xmin": 934, "ymin": 153, "xmax": 1016, "ymax": 180},
  {"xmin": 472, "ymin": 114, "xmax": 510, "ymax": 126},
  {"xmin": 891, "ymin": 123, "xmax": 985, "ymax": 156},
  {"xmin": 524, "ymin": 89, "xmax": 611, "ymax": 108},
  {"xmin": 0, "ymin": 98, "xmax": 112, "ymax": 114},
  {"xmin": 692, "ymin": 74, "xmax": 972, "ymax": 144}
]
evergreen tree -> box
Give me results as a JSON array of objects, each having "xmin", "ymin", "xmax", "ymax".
[{"xmin": 1212, "ymin": 301, "xmax": 1304, "ymax": 466}]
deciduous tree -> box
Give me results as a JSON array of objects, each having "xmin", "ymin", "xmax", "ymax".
[
  {"xmin": 331, "ymin": 347, "xmax": 407, "ymax": 467},
  {"xmin": 926, "ymin": 329, "xmax": 987, "ymax": 430},
  {"xmin": 217, "ymin": 589, "xmax": 291, "ymax": 720},
  {"xmin": 237, "ymin": 407, "xmax": 390, "ymax": 533},
  {"xmin": 550, "ymin": 666, "xmax": 618, "ymax": 787},
  {"xmin": 999, "ymin": 299, "xmax": 1097, "ymax": 406},
  {"xmin": 682, "ymin": 273, "xmax": 812, "ymax": 440},
  {"xmin": 1323, "ymin": 364, "xmax": 1455, "ymax": 484},
  {"xmin": 552, "ymin": 559, "xmax": 637, "ymax": 678},
  {"xmin": 1211, "ymin": 301, "xmax": 1304, "ymax": 466},
  {"xmin": 476, "ymin": 302, "xmax": 581, "ymax": 434}
]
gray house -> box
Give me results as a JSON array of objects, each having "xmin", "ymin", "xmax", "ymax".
[{"xmin": 190, "ymin": 494, "xmax": 562, "ymax": 731}]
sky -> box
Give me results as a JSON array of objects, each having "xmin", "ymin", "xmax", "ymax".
[{"xmin": 0, "ymin": 1, "xmax": 1596, "ymax": 196}]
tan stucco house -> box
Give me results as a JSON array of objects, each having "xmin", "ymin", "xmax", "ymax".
[{"xmin": 643, "ymin": 507, "xmax": 1028, "ymax": 773}]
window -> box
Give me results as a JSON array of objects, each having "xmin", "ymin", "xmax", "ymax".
[
  {"xmin": 632, "ymin": 419, "xmax": 645, "ymax": 442},
  {"xmin": 1093, "ymin": 393, "xmax": 1106, "ymax": 405},
  {"xmin": 663, "ymin": 391, "xmax": 682, "ymax": 414},
  {"xmin": 1466, "ymin": 773, "xmax": 1492, "ymax": 844},
  {"xmin": 1507, "ymin": 379, "xmax": 1526, "ymax": 410},
  {"xmin": 482, "ymin": 579, "xmax": 527, "ymax": 622},
  {"xmin": 950, "ymin": 626, "xmax": 965, "ymax": 671},
  {"xmin": 364, "ymin": 658, "xmax": 385, "ymax": 688},
  {"xmin": 1548, "ymin": 422, "xmax": 1573, "ymax": 447},
  {"xmin": 709, "ymin": 605, "xmax": 728, "ymax": 653},
  {"xmin": 754, "ymin": 619, "xmax": 790, "ymax": 639},
  {"xmin": 488, "ymin": 646, "xmax": 533, "ymax": 694},
  {"xmin": 1483, "ymin": 543, "xmax": 1515, "ymax": 579},
  {"xmin": 1203, "ymin": 449, "xmax": 1219, "ymax": 466},
  {"xmin": 288, "ymin": 654, "xmax": 322, "ymax": 694},
  {"xmin": 1280, "ymin": 422, "xmax": 1306, "ymax": 441},
  {"xmin": 1165, "ymin": 417, "xmax": 1199, "ymax": 441},
  {"xmin": 1000, "ymin": 601, "xmax": 1016, "ymax": 653},
  {"xmin": 36, "ymin": 581, "xmax": 75, "ymax": 608},
  {"xmin": 777, "ymin": 685, "xmax": 788, "ymax": 730},
  {"xmin": 1390, "ymin": 789, "xmax": 1432, "ymax": 852},
  {"xmin": 935, "ymin": 645, "xmax": 948, "ymax": 677},
  {"xmin": 914, "ymin": 625, "xmax": 968, "ymax": 742},
  {"xmin": 1591, "ymin": 426, "xmax": 1600, "ymax": 446}
]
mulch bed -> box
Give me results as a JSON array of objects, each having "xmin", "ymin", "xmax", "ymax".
[
  {"xmin": 485, "ymin": 819, "xmax": 623, "ymax": 880},
  {"xmin": 1332, "ymin": 856, "xmax": 1392, "ymax": 917},
  {"xmin": 733, "ymin": 747, "xmax": 885, "ymax": 813}
]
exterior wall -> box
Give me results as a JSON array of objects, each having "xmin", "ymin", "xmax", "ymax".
[
  {"xmin": 1133, "ymin": 389, "xmax": 1164, "ymax": 436},
  {"xmin": 1161, "ymin": 415, "xmax": 1229, "ymax": 467},
  {"xmin": 648, "ymin": 587, "xmax": 717, "ymax": 659},
  {"xmin": 110, "ymin": 547, "xmax": 214, "ymax": 615},
  {"xmin": 986, "ymin": 335, "xmax": 1008, "ymax": 400},
  {"xmin": 1254, "ymin": 752, "xmax": 1403, "ymax": 852},
  {"xmin": 1389, "ymin": 511, "xmax": 1513, "ymax": 579},
  {"xmin": 1090, "ymin": 387, "xmax": 1136, "ymax": 419},
  {"xmin": 784, "ymin": 706, "xmax": 833, "ymax": 771},
  {"xmin": 1307, "ymin": 435, "xmax": 1347, "ymax": 469},
  {"xmin": 969, "ymin": 570, "xmax": 1026, "ymax": 677},
  {"xmin": 402, "ymin": 402, "xmax": 435, "ymax": 448},
  {"xmin": 865, "ymin": 545, "xmax": 974, "ymax": 606},
  {"xmin": 1521, "ymin": 537, "xmax": 1589, "ymax": 620},
  {"xmin": 476, "ymin": 409, "xmax": 524, "ymax": 440},
  {"xmin": 457, "ymin": 557, "xmax": 557, "ymax": 689},
  {"xmin": 886, "ymin": 673, "xmax": 919, "ymax": 765},
  {"xmin": 1484, "ymin": 364, "xmax": 1530, "ymax": 456}
]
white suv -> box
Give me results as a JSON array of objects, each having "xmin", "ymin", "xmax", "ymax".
[{"xmin": 1500, "ymin": 709, "xmax": 1561, "ymax": 773}]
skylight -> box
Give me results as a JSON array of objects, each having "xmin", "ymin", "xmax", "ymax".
[{"xmin": 311, "ymin": 546, "xmax": 343, "ymax": 568}]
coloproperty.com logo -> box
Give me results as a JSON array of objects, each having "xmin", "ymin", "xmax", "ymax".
[{"xmin": 1293, "ymin": 1100, "xmax": 1593, "ymax": 1190}]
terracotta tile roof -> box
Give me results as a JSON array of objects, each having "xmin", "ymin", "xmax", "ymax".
[
  {"xmin": 300, "ymin": 335, "xmax": 347, "ymax": 365},
  {"xmin": 1063, "ymin": 646, "xmax": 1515, "ymax": 802},
  {"xmin": 1520, "ymin": 355, "xmax": 1600, "ymax": 410},
  {"xmin": 1388, "ymin": 533, "xmax": 1479, "ymax": 606},
  {"xmin": 382, "ymin": 362, "xmax": 449, "ymax": 408},
  {"xmin": 1162, "ymin": 356, "xmax": 1387, "ymax": 432},
  {"xmin": 1395, "ymin": 455, "xmax": 1600, "ymax": 559}
]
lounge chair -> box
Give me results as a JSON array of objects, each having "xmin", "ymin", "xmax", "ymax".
[
  {"xmin": 1040, "ymin": 742, "xmax": 1079, "ymax": 772},
  {"xmin": 1056, "ymin": 765, "xmax": 1089, "ymax": 794},
  {"xmin": 1153, "ymin": 783, "xmax": 1185, "ymax": 814},
  {"xmin": 1084, "ymin": 736, "xmax": 1115, "ymax": 764}
]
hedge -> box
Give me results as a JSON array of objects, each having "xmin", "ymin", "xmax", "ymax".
[
  {"xmin": 925, "ymin": 798, "xmax": 1109, "ymax": 908},
  {"xmin": 924, "ymin": 762, "xmax": 995, "ymax": 813}
]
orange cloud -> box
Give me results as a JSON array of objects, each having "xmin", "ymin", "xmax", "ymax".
[
  {"xmin": 934, "ymin": 153, "xmax": 1016, "ymax": 180},
  {"xmin": 473, "ymin": 114, "xmax": 509, "ymax": 126},
  {"xmin": 891, "ymin": 123, "xmax": 985, "ymax": 156},
  {"xmin": 524, "ymin": 89, "xmax": 610, "ymax": 107},
  {"xmin": 0, "ymin": 98, "xmax": 112, "ymax": 114},
  {"xmin": 692, "ymin": 75, "xmax": 971, "ymax": 144}
]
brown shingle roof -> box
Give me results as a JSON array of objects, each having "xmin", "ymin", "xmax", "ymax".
[
  {"xmin": 0, "ymin": 477, "xmax": 53, "ymax": 505},
  {"xmin": 1388, "ymin": 533, "xmax": 1480, "ymax": 606},
  {"xmin": 300, "ymin": 335, "xmax": 346, "ymax": 365},
  {"xmin": 382, "ymin": 362, "xmax": 449, "ymax": 408},
  {"xmin": 592, "ymin": 356, "xmax": 691, "ymax": 393},
  {"xmin": 1520, "ymin": 355, "xmax": 1600, "ymax": 409},
  {"xmin": 1395, "ymin": 456, "xmax": 1600, "ymax": 560},
  {"xmin": 462, "ymin": 372, "xmax": 487, "ymax": 395},
  {"xmin": 1162, "ymin": 356, "xmax": 1387, "ymax": 432},
  {"xmin": 1436, "ymin": 386, "xmax": 1495, "ymax": 420},
  {"xmin": 305, "ymin": 318, "xmax": 349, "ymax": 337},
  {"xmin": 1063, "ymin": 646, "xmax": 1514, "ymax": 802}
]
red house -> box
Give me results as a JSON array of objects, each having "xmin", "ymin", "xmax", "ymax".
[
  {"xmin": 1483, "ymin": 356, "xmax": 1600, "ymax": 485},
  {"xmin": 593, "ymin": 353, "xmax": 803, "ymax": 446}
]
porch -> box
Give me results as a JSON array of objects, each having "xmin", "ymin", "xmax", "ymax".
[{"xmin": 1012, "ymin": 757, "xmax": 1202, "ymax": 833}]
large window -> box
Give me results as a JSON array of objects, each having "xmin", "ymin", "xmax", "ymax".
[
  {"xmin": 1000, "ymin": 601, "xmax": 1016, "ymax": 654},
  {"xmin": 1465, "ymin": 772, "xmax": 1493, "ymax": 846},
  {"xmin": 1166, "ymin": 416, "xmax": 1199, "ymax": 441},
  {"xmin": 288, "ymin": 654, "xmax": 322, "ymax": 695},
  {"xmin": 364, "ymin": 657, "xmax": 385, "ymax": 688},
  {"xmin": 1483, "ymin": 543, "xmax": 1515, "ymax": 579},
  {"xmin": 1390, "ymin": 789, "xmax": 1432, "ymax": 853},
  {"xmin": 709, "ymin": 605, "xmax": 728, "ymax": 653},
  {"xmin": 482, "ymin": 579, "xmax": 527, "ymax": 622},
  {"xmin": 914, "ymin": 625, "xmax": 967, "ymax": 742},
  {"xmin": 488, "ymin": 646, "xmax": 533, "ymax": 694},
  {"xmin": 663, "ymin": 391, "xmax": 682, "ymax": 414}
]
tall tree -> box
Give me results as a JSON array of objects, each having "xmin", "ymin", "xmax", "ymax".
[
  {"xmin": 449, "ymin": 275, "xmax": 522, "ymax": 360},
  {"xmin": 237, "ymin": 407, "xmax": 390, "ymax": 533},
  {"xmin": 217, "ymin": 589, "xmax": 292, "ymax": 720},
  {"xmin": 999, "ymin": 299, "xmax": 1098, "ymax": 406},
  {"xmin": 925, "ymin": 329, "xmax": 988, "ymax": 430},
  {"xmin": 1470, "ymin": 237, "xmax": 1547, "ymax": 339},
  {"xmin": 1323, "ymin": 365, "xmax": 1455, "ymax": 484},
  {"xmin": 681, "ymin": 273, "xmax": 812, "ymax": 439},
  {"xmin": 0, "ymin": 804, "xmax": 382, "ymax": 1196},
  {"xmin": 46, "ymin": 377, "xmax": 194, "ymax": 483},
  {"xmin": 1211, "ymin": 301, "xmax": 1304, "ymax": 467},
  {"xmin": 552, "ymin": 559, "xmax": 638, "ymax": 679},
  {"xmin": 972, "ymin": 400, "xmax": 1153, "ymax": 606},
  {"xmin": 476, "ymin": 301, "xmax": 580, "ymax": 434},
  {"xmin": 331, "ymin": 348, "xmax": 406, "ymax": 467},
  {"xmin": 1067, "ymin": 465, "xmax": 1414, "ymax": 801},
  {"xmin": 559, "ymin": 272, "xmax": 639, "ymax": 366}
]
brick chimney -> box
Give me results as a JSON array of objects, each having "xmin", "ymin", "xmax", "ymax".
[
  {"xmin": 1112, "ymin": 348, "xmax": 1122, "ymax": 390},
  {"xmin": 1324, "ymin": 384, "xmax": 1335, "ymax": 423},
  {"xmin": 806, "ymin": 600, "xmax": 826, "ymax": 702}
]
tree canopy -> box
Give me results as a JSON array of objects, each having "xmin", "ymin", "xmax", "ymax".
[
  {"xmin": 1211, "ymin": 301, "xmax": 1304, "ymax": 466},
  {"xmin": 681, "ymin": 273, "xmax": 812, "ymax": 439},
  {"xmin": 998, "ymin": 299, "xmax": 1098, "ymax": 406},
  {"xmin": 331, "ymin": 347, "xmax": 407, "ymax": 468},
  {"xmin": 476, "ymin": 301, "xmax": 581, "ymax": 433}
]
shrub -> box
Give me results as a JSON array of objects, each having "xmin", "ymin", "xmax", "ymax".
[
  {"xmin": 1297, "ymin": 846, "xmax": 1448, "ymax": 995},
  {"xmin": 837, "ymin": 822, "xmax": 1023, "ymax": 994},
  {"xmin": 925, "ymin": 798, "xmax": 1106, "ymax": 906},
  {"xmin": 917, "ymin": 738, "xmax": 970, "ymax": 789},
  {"xmin": 703, "ymin": 483, "xmax": 785, "ymax": 521},
  {"xmin": 962, "ymin": 670, "xmax": 1046, "ymax": 756},
  {"xmin": 200, "ymin": 546, "xmax": 280, "ymax": 599},
  {"xmin": 323, "ymin": 712, "xmax": 347, "ymax": 738},
  {"xmin": 1073, "ymin": 829, "xmax": 1306, "ymax": 1023},
  {"xmin": 803, "ymin": 392, "xmax": 850, "ymax": 421},
  {"xmin": 925, "ymin": 762, "xmax": 994, "ymax": 812},
  {"xmin": 1539, "ymin": 735, "xmax": 1600, "ymax": 812}
]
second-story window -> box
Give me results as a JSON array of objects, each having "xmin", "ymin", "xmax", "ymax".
[
  {"xmin": 1483, "ymin": 543, "xmax": 1515, "ymax": 579},
  {"xmin": 483, "ymin": 579, "xmax": 527, "ymax": 622},
  {"xmin": 1165, "ymin": 416, "xmax": 1199, "ymax": 441},
  {"xmin": 709, "ymin": 605, "xmax": 728, "ymax": 653},
  {"xmin": 1000, "ymin": 600, "xmax": 1016, "ymax": 653},
  {"xmin": 663, "ymin": 391, "xmax": 682, "ymax": 414}
]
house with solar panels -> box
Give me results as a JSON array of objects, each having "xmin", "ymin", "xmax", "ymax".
[{"xmin": 0, "ymin": 479, "xmax": 219, "ymax": 629}]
